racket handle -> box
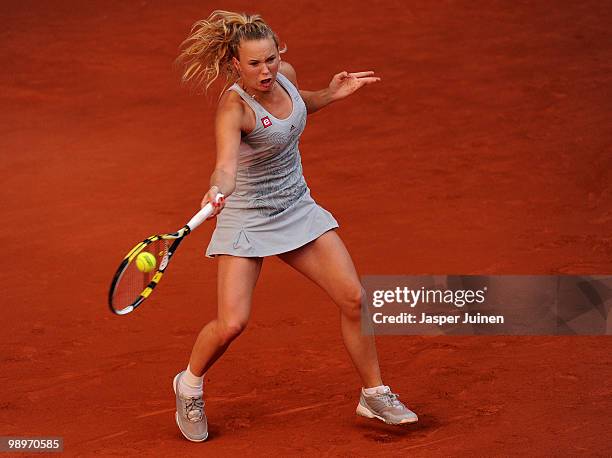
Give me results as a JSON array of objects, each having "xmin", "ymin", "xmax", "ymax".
[{"xmin": 186, "ymin": 193, "xmax": 225, "ymax": 231}]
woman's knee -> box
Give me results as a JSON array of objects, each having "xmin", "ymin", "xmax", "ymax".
[
  {"xmin": 339, "ymin": 284, "xmax": 366, "ymax": 320},
  {"xmin": 216, "ymin": 319, "xmax": 248, "ymax": 345}
]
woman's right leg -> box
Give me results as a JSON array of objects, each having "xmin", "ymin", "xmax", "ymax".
[
  {"xmin": 175, "ymin": 255, "xmax": 262, "ymax": 442},
  {"xmin": 188, "ymin": 255, "xmax": 263, "ymax": 376}
]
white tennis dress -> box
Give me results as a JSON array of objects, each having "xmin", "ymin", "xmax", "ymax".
[{"xmin": 205, "ymin": 72, "xmax": 339, "ymax": 258}]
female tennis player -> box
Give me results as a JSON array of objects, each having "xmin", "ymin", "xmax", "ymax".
[{"xmin": 173, "ymin": 10, "xmax": 418, "ymax": 441}]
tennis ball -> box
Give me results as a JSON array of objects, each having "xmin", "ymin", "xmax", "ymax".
[{"xmin": 136, "ymin": 252, "xmax": 157, "ymax": 273}]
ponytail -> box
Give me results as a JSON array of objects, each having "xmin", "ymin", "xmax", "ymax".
[{"xmin": 175, "ymin": 10, "xmax": 284, "ymax": 93}]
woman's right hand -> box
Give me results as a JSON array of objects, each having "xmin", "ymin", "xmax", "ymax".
[{"xmin": 201, "ymin": 186, "xmax": 226, "ymax": 219}]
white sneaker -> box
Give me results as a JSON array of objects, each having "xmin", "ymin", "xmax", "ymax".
[
  {"xmin": 173, "ymin": 371, "xmax": 208, "ymax": 441},
  {"xmin": 356, "ymin": 386, "xmax": 418, "ymax": 425}
]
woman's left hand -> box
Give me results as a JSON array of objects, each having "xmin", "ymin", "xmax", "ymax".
[{"xmin": 328, "ymin": 71, "xmax": 380, "ymax": 101}]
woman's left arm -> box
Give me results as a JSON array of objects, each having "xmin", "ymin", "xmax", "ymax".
[{"xmin": 279, "ymin": 61, "xmax": 380, "ymax": 114}]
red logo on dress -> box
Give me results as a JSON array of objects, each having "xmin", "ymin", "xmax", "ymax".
[{"xmin": 261, "ymin": 116, "xmax": 272, "ymax": 128}]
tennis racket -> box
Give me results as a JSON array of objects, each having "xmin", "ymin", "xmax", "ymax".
[{"xmin": 108, "ymin": 194, "xmax": 224, "ymax": 315}]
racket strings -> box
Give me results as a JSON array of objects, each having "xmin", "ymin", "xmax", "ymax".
[{"xmin": 111, "ymin": 238, "xmax": 170, "ymax": 311}]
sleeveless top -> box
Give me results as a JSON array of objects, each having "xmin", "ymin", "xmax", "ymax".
[{"xmin": 225, "ymin": 72, "xmax": 308, "ymax": 217}]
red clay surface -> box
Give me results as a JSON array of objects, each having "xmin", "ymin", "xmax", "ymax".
[{"xmin": 1, "ymin": 1, "xmax": 611, "ymax": 456}]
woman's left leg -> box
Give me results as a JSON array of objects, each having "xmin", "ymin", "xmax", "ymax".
[{"xmin": 277, "ymin": 230, "xmax": 382, "ymax": 388}]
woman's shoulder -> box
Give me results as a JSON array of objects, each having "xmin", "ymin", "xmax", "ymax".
[
  {"xmin": 217, "ymin": 86, "xmax": 246, "ymax": 114},
  {"xmin": 279, "ymin": 61, "xmax": 299, "ymax": 89},
  {"xmin": 217, "ymin": 85, "xmax": 256, "ymax": 133}
]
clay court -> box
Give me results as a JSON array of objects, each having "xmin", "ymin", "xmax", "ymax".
[{"xmin": 2, "ymin": 1, "xmax": 611, "ymax": 456}]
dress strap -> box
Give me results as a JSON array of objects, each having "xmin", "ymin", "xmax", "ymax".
[
  {"xmin": 227, "ymin": 83, "xmax": 264, "ymax": 118},
  {"xmin": 275, "ymin": 72, "xmax": 299, "ymax": 100}
]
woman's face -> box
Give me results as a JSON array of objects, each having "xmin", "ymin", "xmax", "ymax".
[{"xmin": 233, "ymin": 38, "xmax": 280, "ymax": 93}]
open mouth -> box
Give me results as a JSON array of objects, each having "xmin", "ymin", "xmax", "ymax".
[{"xmin": 260, "ymin": 78, "xmax": 273, "ymax": 87}]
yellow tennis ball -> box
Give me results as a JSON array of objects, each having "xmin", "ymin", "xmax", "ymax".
[{"xmin": 135, "ymin": 252, "xmax": 157, "ymax": 273}]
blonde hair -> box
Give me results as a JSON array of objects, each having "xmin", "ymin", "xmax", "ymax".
[{"xmin": 176, "ymin": 10, "xmax": 284, "ymax": 94}]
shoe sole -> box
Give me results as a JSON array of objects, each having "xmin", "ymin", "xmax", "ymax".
[
  {"xmin": 356, "ymin": 403, "xmax": 418, "ymax": 425},
  {"xmin": 173, "ymin": 373, "xmax": 208, "ymax": 442}
]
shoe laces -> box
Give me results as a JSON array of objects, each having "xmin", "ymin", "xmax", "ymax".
[
  {"xmin": 182, "ymin": 395, "xmax": 204, "ymax": 422},
  {"xmin": 377, "ymin": 388, "xmax": 403, "ymax": 408}
]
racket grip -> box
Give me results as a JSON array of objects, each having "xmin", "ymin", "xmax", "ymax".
[{"xmin": 186, "ymin": 193, "xmax": 224, "ymax": 231}]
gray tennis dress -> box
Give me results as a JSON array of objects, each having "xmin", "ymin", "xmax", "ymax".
[{"xmin": 205, "ymin": 72, "xmax": 339, "ymax": 258}]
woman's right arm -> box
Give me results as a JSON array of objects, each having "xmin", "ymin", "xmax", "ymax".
[{"xmin": 201, "ymin": 94, "xmax": 244, "ymax": 217}]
